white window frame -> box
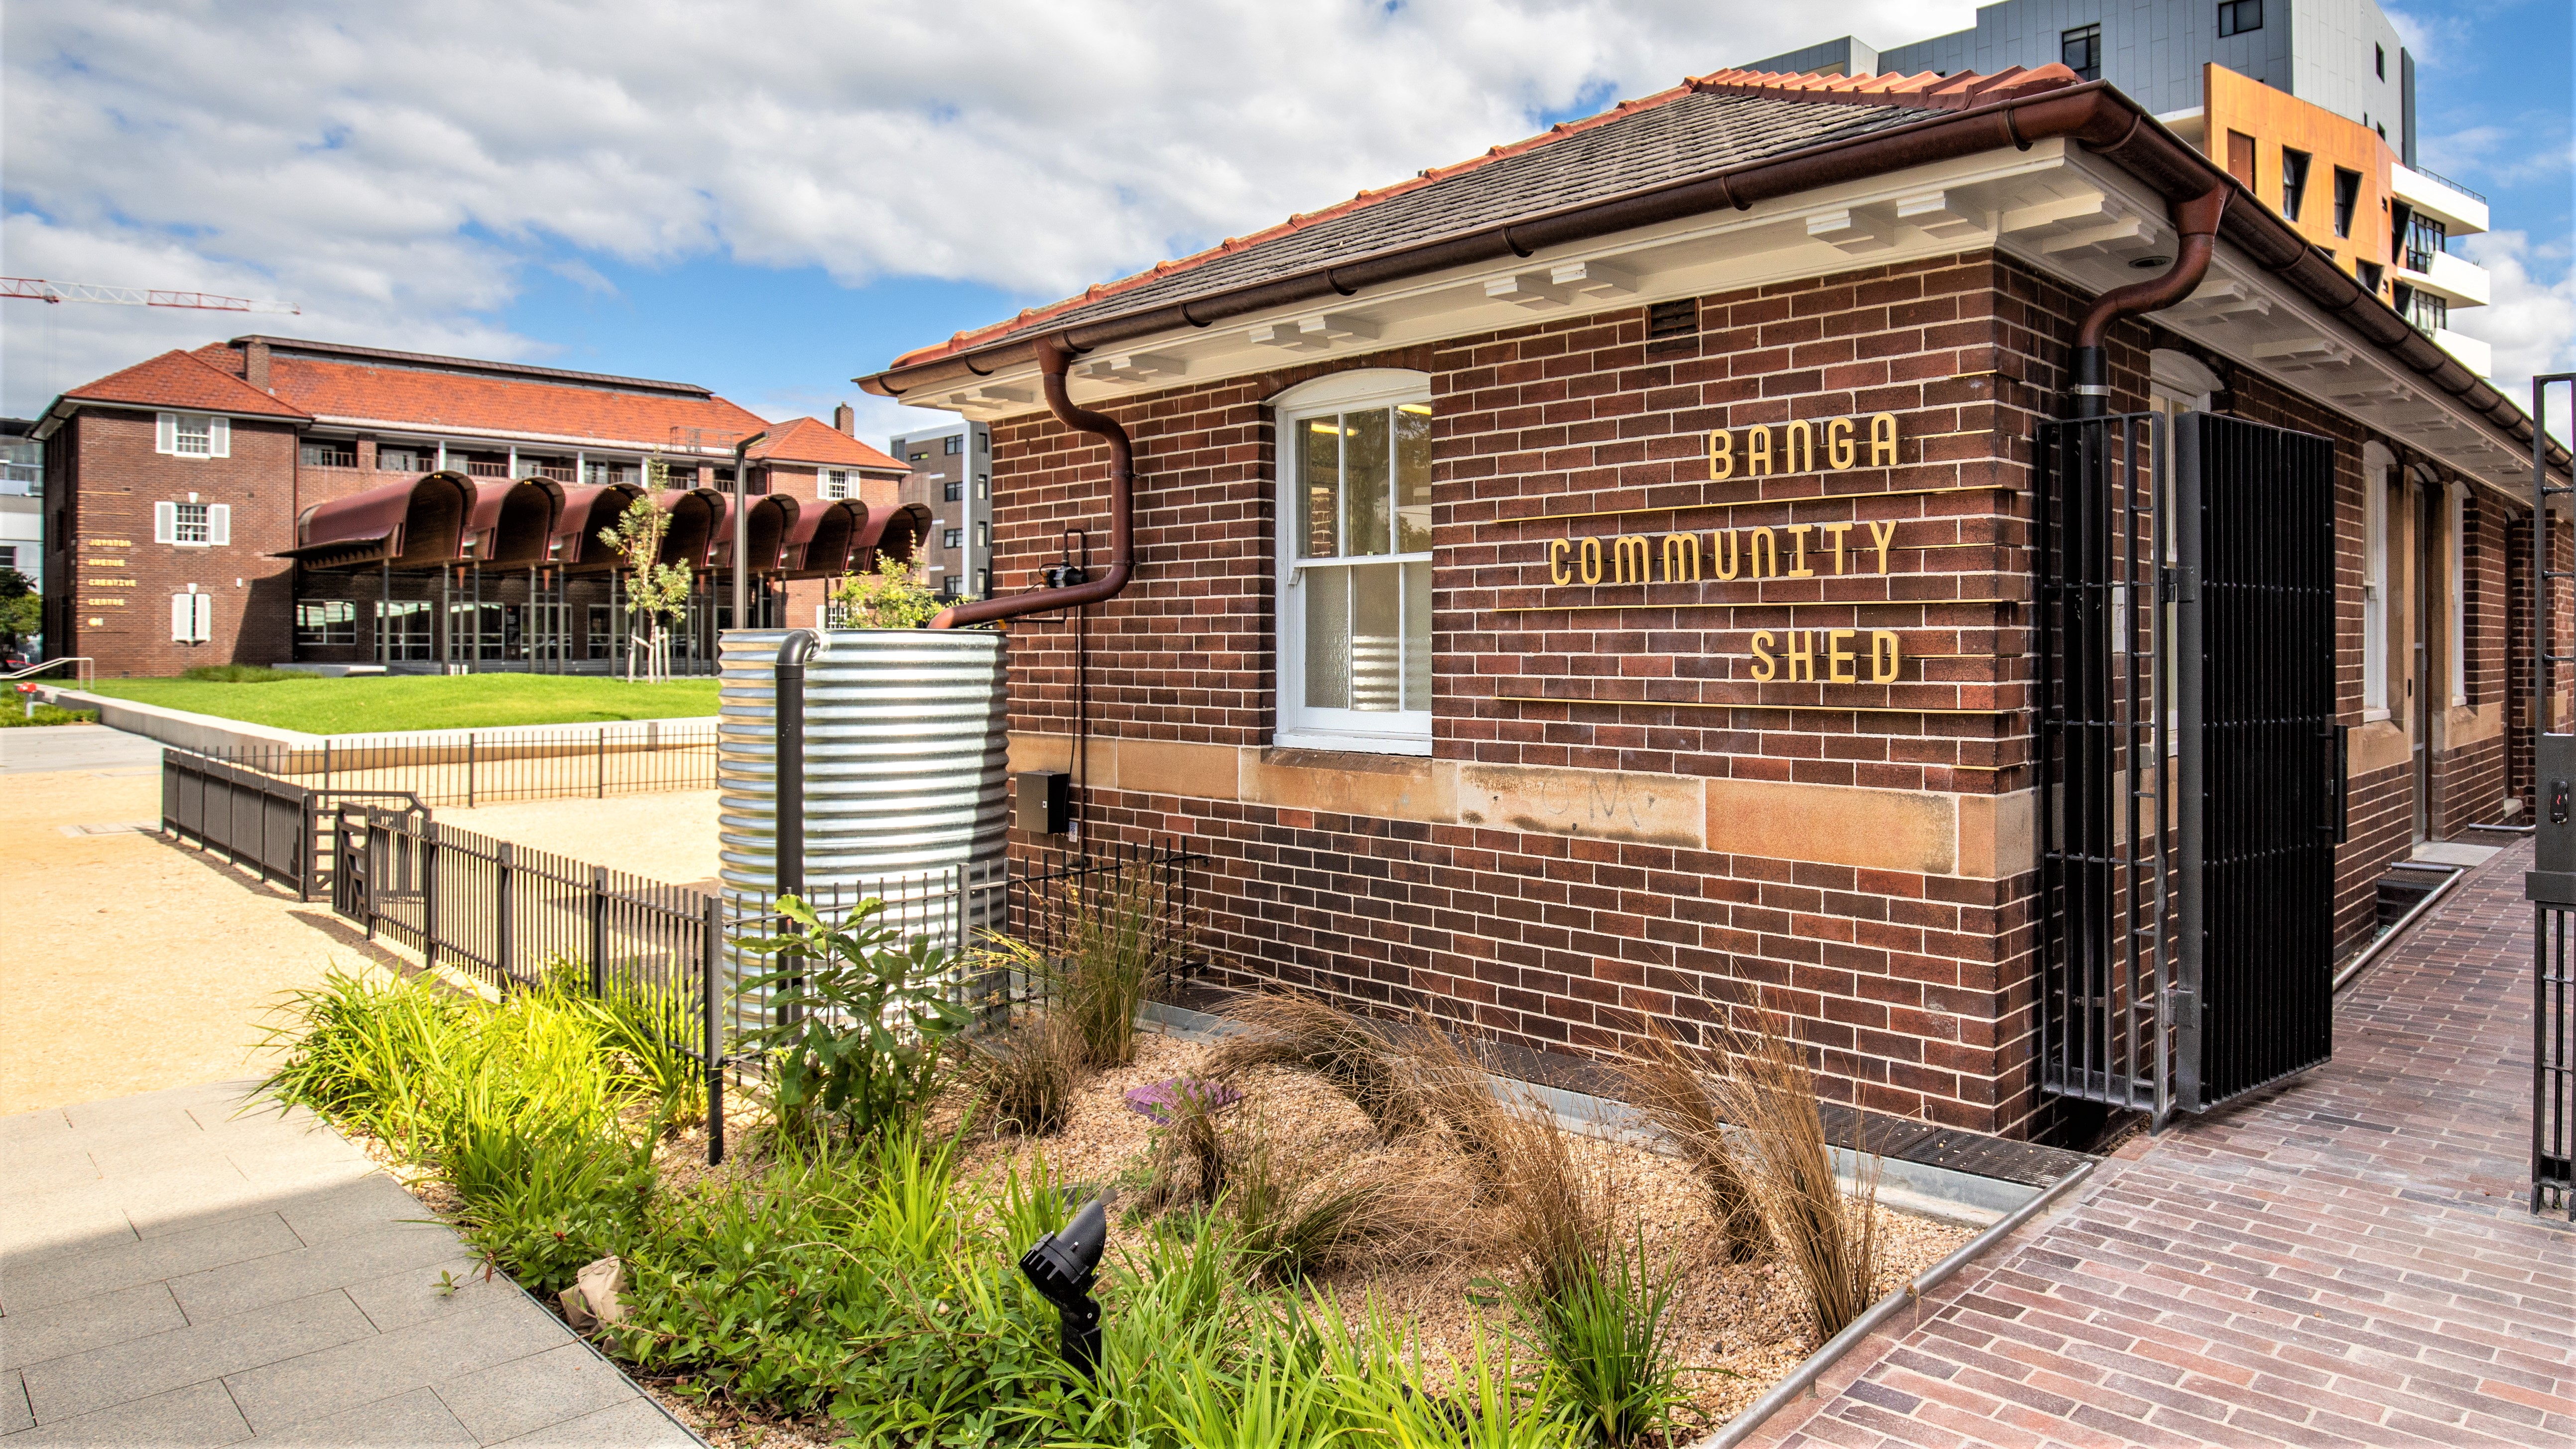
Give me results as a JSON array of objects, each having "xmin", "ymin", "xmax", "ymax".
[
  {"xmin": 154, "ymin": 499, "xmax": 230, "ymax": 548},
  {"xmin": 820, "ymin": 468, "xmax": 853, "ymax": 499},
  {"xmin": 1271, "ymin": 368, "xmax": 1434, "ymax": 755},
  {"xmin": 2362, "ymin": 443, "xmax": 2391, "ymax": 719},
  {"xmin": 155, "ymin": 412, "xmax": 230, "ymax": 459},
  {"xmin": 170, "ymin": 589, "xmax": 213, "ymax": 643}
]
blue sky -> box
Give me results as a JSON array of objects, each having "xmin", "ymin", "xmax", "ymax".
[{"xmin": 5, "ymin": 0, "xmax": 2568, "ymax": 444}]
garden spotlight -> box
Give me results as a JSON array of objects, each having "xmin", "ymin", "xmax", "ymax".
[{"xmin": 1017, "ymin": 1195, "xmax": 1108, "ymax": 1378}]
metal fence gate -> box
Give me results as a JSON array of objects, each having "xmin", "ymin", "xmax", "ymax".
[
  {"xmin": 2526, "ymin": 371, "xmax": 2575, "ymax": 1219},
  {"xmin": 2038, "ymin": 410, "xmax": 2339, "ymax": 1127}
]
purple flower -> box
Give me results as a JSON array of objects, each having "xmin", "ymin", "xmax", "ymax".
[{"xmin": 1122, "ymin": 1078, "xmax": 1242, "ymax": 1123}]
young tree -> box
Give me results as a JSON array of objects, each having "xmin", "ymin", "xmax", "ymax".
[
  {"xmin": 597, "ymin": 463, "xmax": 694, "ymax": 682},
  {"xmin": 0, "ymin": 568, "xmax": 38, "ymax": 648}
]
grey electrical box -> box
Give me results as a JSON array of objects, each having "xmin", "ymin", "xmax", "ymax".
[
  {"xmin": 1017, "ymin": 770, "xmax": 1071, "ymax": 837},
  {"xmin": 2530, "ymin": 734, "xmax": 2576, "ymax": 905}
]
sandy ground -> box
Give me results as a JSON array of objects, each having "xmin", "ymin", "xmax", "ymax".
[
  {"xmin": 0, "ymin": 762, "xmax": 404, "ymax": 1114},
  {"xmin": 0, "ymin": 729, "xmax": 724, "ymax": 1115},
  {"xmin": 440, "ymin": 789, "xmax": 721, "ymax": 885}
]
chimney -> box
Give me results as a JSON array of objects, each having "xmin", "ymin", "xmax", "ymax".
[
  {"xmin": 243, "ymin": 339, "xmax": 271, "ymax": 390},
  {"xmin": 832, "ymin": 402, "xmax": 854, "ymax": 435}
]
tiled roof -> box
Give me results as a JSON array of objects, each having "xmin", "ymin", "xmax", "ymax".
[
  {"xmin": 747, "ymin": 416, "xmax": 908, "ymax": 471},
  {"xmin": 889, "ymin": 65, "xmax": 2081, "ymax": 369},
  {"xmin": 192, "ymin": 344, "xmax": 770, "ymax": 450},
  {"xmin": 63, "ymin": 349, "xmax": 312, "ymax": 419},
  {"xmin": 229, "ymin": 335, "xmax": 711, "ymax": 395}
]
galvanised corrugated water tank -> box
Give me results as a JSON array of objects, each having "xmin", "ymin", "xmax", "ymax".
[{"xmin": 716, "ymin": 628, "xmax": 1009, "ymax": 908}]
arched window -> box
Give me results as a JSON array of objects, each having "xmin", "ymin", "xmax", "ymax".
[{"xmin": 1270, "ymin": 369, "xmax": 1433, "ymax": 753}]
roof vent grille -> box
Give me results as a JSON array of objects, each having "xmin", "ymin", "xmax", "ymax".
[{"xmin": 1646, "ymin": 298, "xmax": 1699, "ymax": 341}]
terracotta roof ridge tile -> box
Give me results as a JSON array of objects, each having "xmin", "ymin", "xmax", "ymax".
[{"xmin": 886, "ymin": 63, "xmax": 2079, "ymax": 371}]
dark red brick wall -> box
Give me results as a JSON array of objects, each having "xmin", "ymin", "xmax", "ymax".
[
  {"xmin": 982, "ymin": 247, "xmax": 2521, "ymax": 1142},
  {"xmin": 46, "ymin": 408, "xmax": 301, "ymax": 677}
]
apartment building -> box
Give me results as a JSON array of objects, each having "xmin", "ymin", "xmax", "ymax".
[
  {"xmin": 33, "ymin": 336, "xmax": 911, "ymax": 676},
  {"xmin": 1746, "ymin": 0, "xmax": 2493, "ymax": 374},
  {"xmin": 886, "ymin": 421, "xmax": 994, "ymax": 600},
  {"xmin": 1, "ymin": 419, "xmax": 41, "ymax": 598}
]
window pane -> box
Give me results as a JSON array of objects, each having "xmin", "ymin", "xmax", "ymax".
[
  {"xmin": 1303, "ymin": 568, "xmax": 1349, "ymax": 708},
  {"xmin": 1403, "ymin": 560, "xmax": 1432, "ymax": 711},
  {"xmin": 1297, "ymin": 417, "xmax": 1340, "ymax": 558},
  {"xmin": 1351, "ymin": 563, "xmax": 1401, "ymax": 711},
  {"xmin": 1344, "ymin": 409, "xmax": 1392, "ymax": 556},
  {"xmin": 1395, "ymin": 405, "xmax": 1432, "ymax": 553}
]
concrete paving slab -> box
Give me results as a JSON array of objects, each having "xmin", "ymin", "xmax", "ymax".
[
  {"xmin": 490, "ymin": 1396, "xmax": 699, "ymax": 1448},
  {"xmin": 0, "ymin": 1280, "xmax": 188, "ymax": 1373},
  {"xmin": 272, "ymin": 1174, "xmax": 445, "ymax": 1248},
  {"xmin": 0, "ymin": 723, "xmax": 164, "ymax": 776},
  {"xmin": 19, "ymin": 1286, "xmax": 374, "ymax": 1423},
  {"xmin": 222, "ymin": 1297, "xmax": 570, "ymax": 1434},
  {"xmin": 0, "ymin": 1212, "xmax": 302, "ymax": 1314},
  {"xmin": 0, "ymin": 1106, "xmax": 75, "ymax": 1146},
  {"xmin": 432, "ymin": 1341, "xmax": 643, "ymax": 1445},
  {"xmin": 0, "ymin": 1206, "xmax": 137, "ymax": 1267},
  {"xmin": 0, "ymin": 1379, "xmax": 249, "ymax": 1446},
  {"xmin": 260, "ymin": 1384, "xmax": 479, "ymax": 1447},
  {"xmin": 340, "ymin": 1257, "xmax": 521, "ymax": 1335},
  {"xmin": 170, "ymin": 1221, "xmax": 463, "ymax": 1323},
  {"xmin": 0, "ymin": 1372, "xmax": 30, "ymax": 1434}
]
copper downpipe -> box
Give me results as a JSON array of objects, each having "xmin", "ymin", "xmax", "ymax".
[
  {"xmin": 2069, "ymin": 186, "xmax": 2231, "ymax": 417},
  {"xmin": 927, "ymin": 334, "xmax": 1135, "ymax": 630}
]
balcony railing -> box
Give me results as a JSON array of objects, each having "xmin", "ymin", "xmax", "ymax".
[
  {"xmin": 2410, "ymin": 164, "xmax": 2486, "ymax": 204},
  {"xmin": 534, "ymin": 463, "xmax": 576, "ymax": 483},
  {"xmin": 299, "ymin": 448, "xmax": 360, "ymax": 470},
  {"xmin": 464, "ymin": 460, "xmax": 511, "ymax": 478}
]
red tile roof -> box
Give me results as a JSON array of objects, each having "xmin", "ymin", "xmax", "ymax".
[
  {"xmin": 748, "ymin": 416, "xmax": 907, "ymax": 472},
  {"xmin": 62, "ymin": 349, "xmax": 311, "ymax": 419},
  {"xmin": 888, "ymin": 64, "xmax": 2081, "ymax": 370},
  {"xmin": 189, "ymin": 343, "xmax": 772, "ymax": 450}
]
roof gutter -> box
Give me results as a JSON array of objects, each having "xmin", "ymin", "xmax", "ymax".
[
  {"xmin": 859, "ymin": 81, "xmax": 2566, "ymax": 475},
  {"xmin": 926, "ymin": 335, "xmax": 1134, "ymax": 630}
]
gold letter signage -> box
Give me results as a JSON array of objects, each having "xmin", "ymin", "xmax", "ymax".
[{"xmin": 1708, "ymin": 413, "xmax": 1897, "ymax": 480}]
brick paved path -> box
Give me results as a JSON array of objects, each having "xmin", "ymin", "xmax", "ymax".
[{"xmin": 1750, "ymin": 839, "xmax": 2574, "ymax": 1448}]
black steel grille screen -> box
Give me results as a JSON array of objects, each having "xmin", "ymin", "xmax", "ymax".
[
  {"xmin": 2036, "ymin": 413, "xmax": 2173, "ymax": 1116},
  {"xmin": 2185, "ymin": 413, "xmax": 2338, "ymax": 1107}
]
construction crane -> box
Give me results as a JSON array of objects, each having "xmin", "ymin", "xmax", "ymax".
[{"xmin": 1, "ymin": 277, "xmax": 298, "ymax": 314}]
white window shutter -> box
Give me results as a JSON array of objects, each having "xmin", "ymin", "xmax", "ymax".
[
  {"xmin": 154, "ymin": 501, "xmax": 178, "ymax": 544},
  {"xmin": 171, "ymin": 593, "xmax": 193, "ymax": 641},
  {"xmin": 208, "ymin": 504, "xmax": 232, "ymax": 546},
  {"xmin": 208, "ymin": 417, "xmax": 231, "ymax": 458},
  {"xmin": 157, "ymin": 413, "xmax": 177, "ymax": 455},
  {"xmin": 194, "ymin": 593, "xmax": 215, "ymax": 642}
]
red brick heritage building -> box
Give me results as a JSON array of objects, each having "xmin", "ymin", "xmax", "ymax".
[
  {"xmin": 35, "ymin": 338, "xmax": 915, "ymax": 677},
  {"xmin": 859, "ymin": 65, "xmax": 2574, "ymax": 1144}
]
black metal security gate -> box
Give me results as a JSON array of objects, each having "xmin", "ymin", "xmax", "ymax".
[
  {"xmin": 2525, "ymin": 371, "xmax": 2575, "ymax": 1220},
  {"xmin": 2175, "ymin": 413, "xmax": 2341, "ymax": 1111},
  {"xmin": 2038, "ymin": 410, "xmax": 2339, "ymax": 1127}
]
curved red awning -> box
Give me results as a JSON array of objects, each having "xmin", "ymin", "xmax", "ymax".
[
  {"xmin": 276, "ymin": 471, "xmax": 474, "ymax": 570},
  {"xmin": 853, "ymin": 500, "xmax": 934, "ymax": 571},
  {"xmin": 553, "ymin": 483, "xmax": 643, "ymax": 571},
  {"xmin": 655, "ymin": 487, "xmax": 723, "ymax": 570},
  {"xmin": 708, "ymin": 493, "xmax": 799, "ymax": 574},
  {"xmin": 783, "ymin": 498, "xmax": 868, "ymax": 579},
  {"xmin": 465, "ymin": 478, "xmax": 562, "ymax": 568}
]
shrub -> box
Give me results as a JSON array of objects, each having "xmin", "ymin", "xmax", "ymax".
[
  {"xmin": 0, "ymin": 703, "xmax": 99, "ymax": 728},
  {"xmin": 1203, "ymin": 992, "xmax": 1424, "ymax": 1138},
  {"xmin": 1389, "ymin": 1009, "xmax": 1515, "ymax": 1195},
  {"xmin": 181, "ymin": 664, "xmax": 304, "ymax": 683},
  {"xmin": 961, "ymin": 1010, "xmax": 1084, "ymax": 1137},
  {"xmin": 1138, "ymin": 1080, "xmax": 1229, "ymax": 1215},
  {"xmin": 985, "ymin": 868, "xmax": 1190, "ymax": 1069},
  {"xmin": 737, "ymin": 894, "xmax": 971, "ymax": 1145},
  {"xmin": 1701, "ymin": 1009, "xmax": 1882, "ymax": 1342},
  {"xmin": 828, "ymin": 559, "xmax": 941, "ymax": 629},
  {"xmin": 1226, "ymin": 1107, "xmax": 1446, "ymax": 1285},
  {"xmin": 1617, "ymin": 1025, "xmax": 1770, "ymax": 1263},
  {"xmin": 1505, "ymin": 1230, "xmax": 1691, "ymax": 1448}
]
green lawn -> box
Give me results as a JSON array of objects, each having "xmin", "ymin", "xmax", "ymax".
[{"xmin": 86, "ymin": 673, "xmax": 719, "ymax": 733}]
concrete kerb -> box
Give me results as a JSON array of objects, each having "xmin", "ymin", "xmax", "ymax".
[{"xmin": 37, "ymin": 688, "xmax": 716, "ymax": 775}]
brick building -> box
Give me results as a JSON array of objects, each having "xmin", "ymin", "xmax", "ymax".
[
  {"xmin": 860, "ymin": 64, "xmax": 2572, "ymax": 1143},
  {"xmin": 33, "ymin": 338, "xmax": 915, "ymax": 677}
]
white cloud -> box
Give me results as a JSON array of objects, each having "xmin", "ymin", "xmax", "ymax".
[
  {"xmin": 1, "ymin": 0, "xmax": 1970, "ymax": 414},
  {"xmin": 2455, "ymin": 230, "xmax": 2576, "ymax": 439}
]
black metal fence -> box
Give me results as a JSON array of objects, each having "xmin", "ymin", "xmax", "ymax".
[
  {"xmin": 193, "ymin": 719, "xmax": 718, "ymax": 810},
  {"xmin": 324, "ymin": 802, "xmax": 1205, "ymax": 1163},
  {"xmin": 163, "ymin": 748, "xmax": 426, "ymax": 900}
]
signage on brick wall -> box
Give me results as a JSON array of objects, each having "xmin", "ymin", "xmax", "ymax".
[{"xmin": 1539, "ymin": 411, "xmax": 1929, "ymax": 685}]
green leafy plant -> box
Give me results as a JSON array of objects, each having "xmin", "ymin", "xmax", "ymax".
[
  {"xmin": 828, "ymin": 557, "xmax": 942, "ymax": 628},
  {"xmin": 1502, "ymin": 1230, "xmax": 1692, "ymax": 1448},
  {"xmin": 0, "ymin": 703, "xmax": 98, "ymax": 728},
  {"xmin": 736, "ymin": 894, "xmax": 971, "ymax": 1145}
]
